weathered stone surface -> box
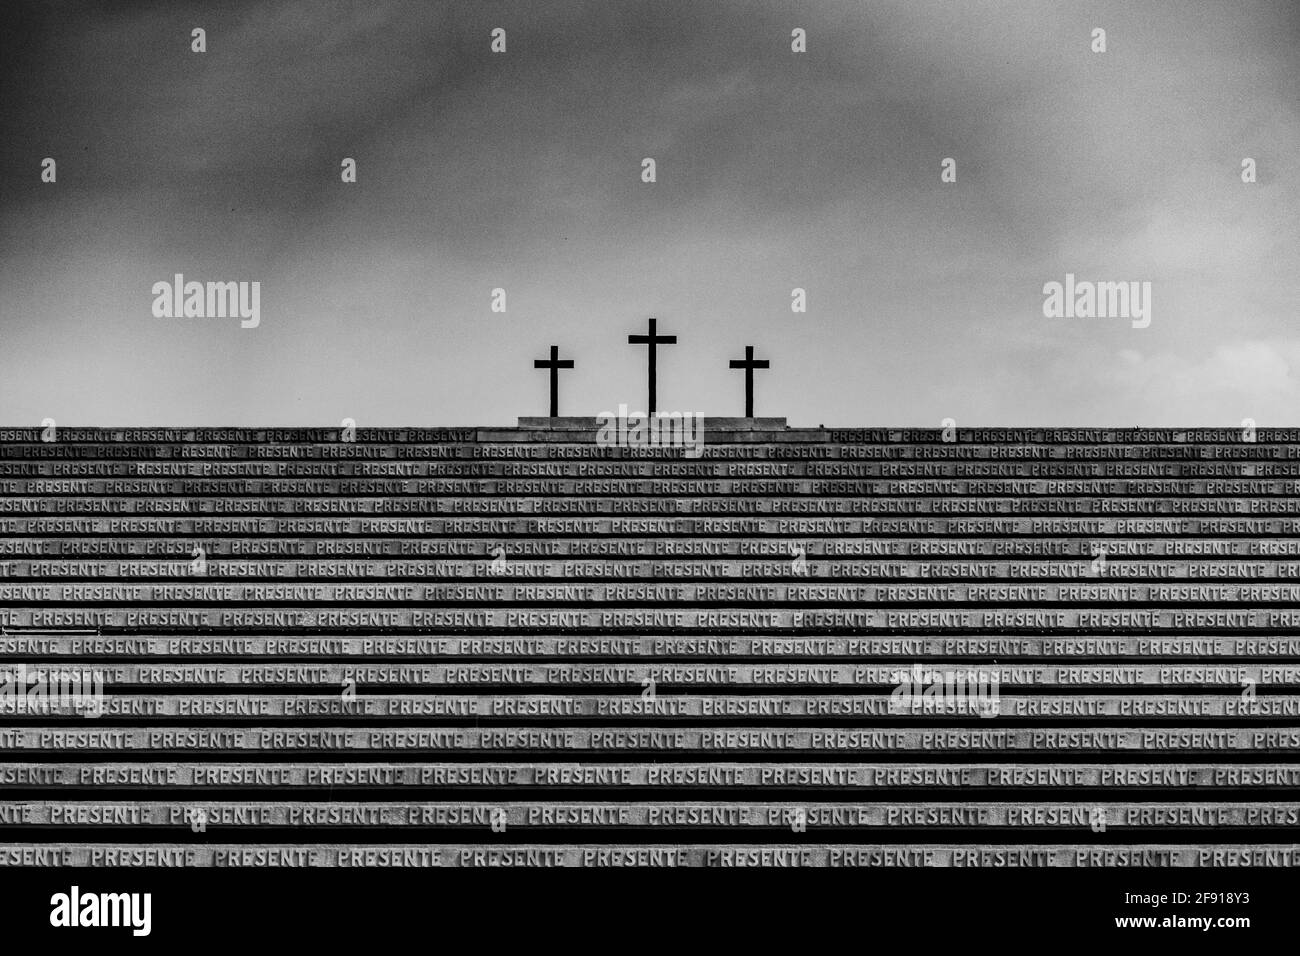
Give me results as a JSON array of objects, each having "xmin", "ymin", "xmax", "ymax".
[
  {"xmin": 5, "ymin": 801, "xmax": 1297, "ymax": 827},
  {"xmin": 3, "ymin": 843, "xmax": 1300, "ymax": 867},
  {"xmin": 3, "ymin": 423, "xmax": 1299, "ymax": 866}
]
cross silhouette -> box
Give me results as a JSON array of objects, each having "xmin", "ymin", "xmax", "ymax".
[
  {"xmin": 728, "ymin": 345, "xmax": 770, "ymax": 418},
  {"xmin": 533, "ymin": 345, "xmax": 574, "ymax": 417},
  {"xmin": 627, "ymin": 317, "xmax": 677, "ymax": 416}
]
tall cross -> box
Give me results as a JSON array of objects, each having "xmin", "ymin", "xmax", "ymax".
[
  {"xmin": 533, "ymin": 345, "xmax": 574, "ymax": 417},
  {"xmin": 627, "ymin": 317, "xmax": 677, "ymax": 416},
  {"xmin": 728, "ymin": 345, "xmax": 770, "ymax": 418}
]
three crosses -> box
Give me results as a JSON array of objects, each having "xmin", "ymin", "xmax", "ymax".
[{"xmin": 533, "ymin": 318, "xmax": 770, "ymax": 417}]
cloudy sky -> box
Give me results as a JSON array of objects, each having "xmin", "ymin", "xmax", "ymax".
[{"xmin": 1, "ymin": 0, "xmax": 1296, "ymax": 426}]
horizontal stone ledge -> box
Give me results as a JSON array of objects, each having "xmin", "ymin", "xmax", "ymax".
[
  {"xmin": 1, "ymin": 694, "xmax": 1296, "ymax": 721},
  {"xmin": 12, "ymin": 582, "xmax": 1300, "ymax": 605},
  {"xmin": 0, "ymin": 662, "xmax": 1294, "ymax": 686},
  {"xmin": 7, "ymin": 463, "xmax": 1300, "ymax": 478},
  {"xmin": 4, "ymin": 429, "xmax": 483, "ymax": 444},
  {"xmin": 11, "ymin": 479, "xmax": 1300, "ymax": 496},
  {"xmin": 4, "ymin": 727, "xmax": 1300, "ymax": 752},
  {"xmin": 4, "ymin": 762, "xmax": 1293, "ymax": 788},
  {"xmin": 517, "ymin": 416, "xmax": 792, "ymax": 430},
  {"xmin": 7, "ymin": 560, "xmax": 1300, "ymax": 582},
  {"xmin": 11, "ymin": 483, "xmax": 1300, "ymax": 497},
  {"xmin": 4, "ymin": 635, "xmax": 1300, "ymax": 658},
  {"xmin": 11, "ymin": 538, "xmax": 1300, "ymax": 557},
  {"xmin": 0, "ymin": 423, "xmax": 1296, "ymax": 441},
  {"xmin": 3, "ymin": 843, "xmax": 1297, "ymax": 867},
  {"xmin": 15, "ymin": 488, "xmax": 1300, "ymax": 502},
  {"xmin": 413, "ymin": 436, "xmax": 1300, "ymax": 453},
  {"xmin": 5, "ymin": 801, "xmax": 1298, "ymax": 828},
  {"xmin": 12, "ymin": 496, "xmax": 1300, "ymax": 517},
  {"xmin": 2, "ymin": 447, "xmax": 1300, "ymax": 465},
  {"xmin": 12, "ymin": 556, "xmax": 1300, "ymax": 580},
  {"xmin": 3, "ymin": 424, "xmax": 1300, "ymax": 443},
  {"xmin": 10, "ymin": 517, "xmax": 1299, "ymax": 535},
  {"xmin": 3, "ymin": 550, "xmax": 1292, "ymax": 565},
  {"xmin": 8, "ymin": 607, "xmax": 1300, "ymax": 631}
]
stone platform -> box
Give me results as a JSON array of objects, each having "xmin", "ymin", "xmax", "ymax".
[{"xmin": 1, "ymin": 422, "xmax": 1299, "ymax": 867}]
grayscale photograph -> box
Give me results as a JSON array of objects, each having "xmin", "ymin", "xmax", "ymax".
[{"xmin": 1, "ymin": 0, "xmax": 1296, "ymax": 942}]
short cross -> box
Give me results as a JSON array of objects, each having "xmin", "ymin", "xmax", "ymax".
[{"xmin": 533, "ymin": 345, "xmax": 574, "ymax": 417}]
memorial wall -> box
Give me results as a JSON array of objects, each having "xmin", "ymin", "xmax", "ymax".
[{"xmin": 2, "ymin": 419, "xmax": 1299, "ymax": 867}]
